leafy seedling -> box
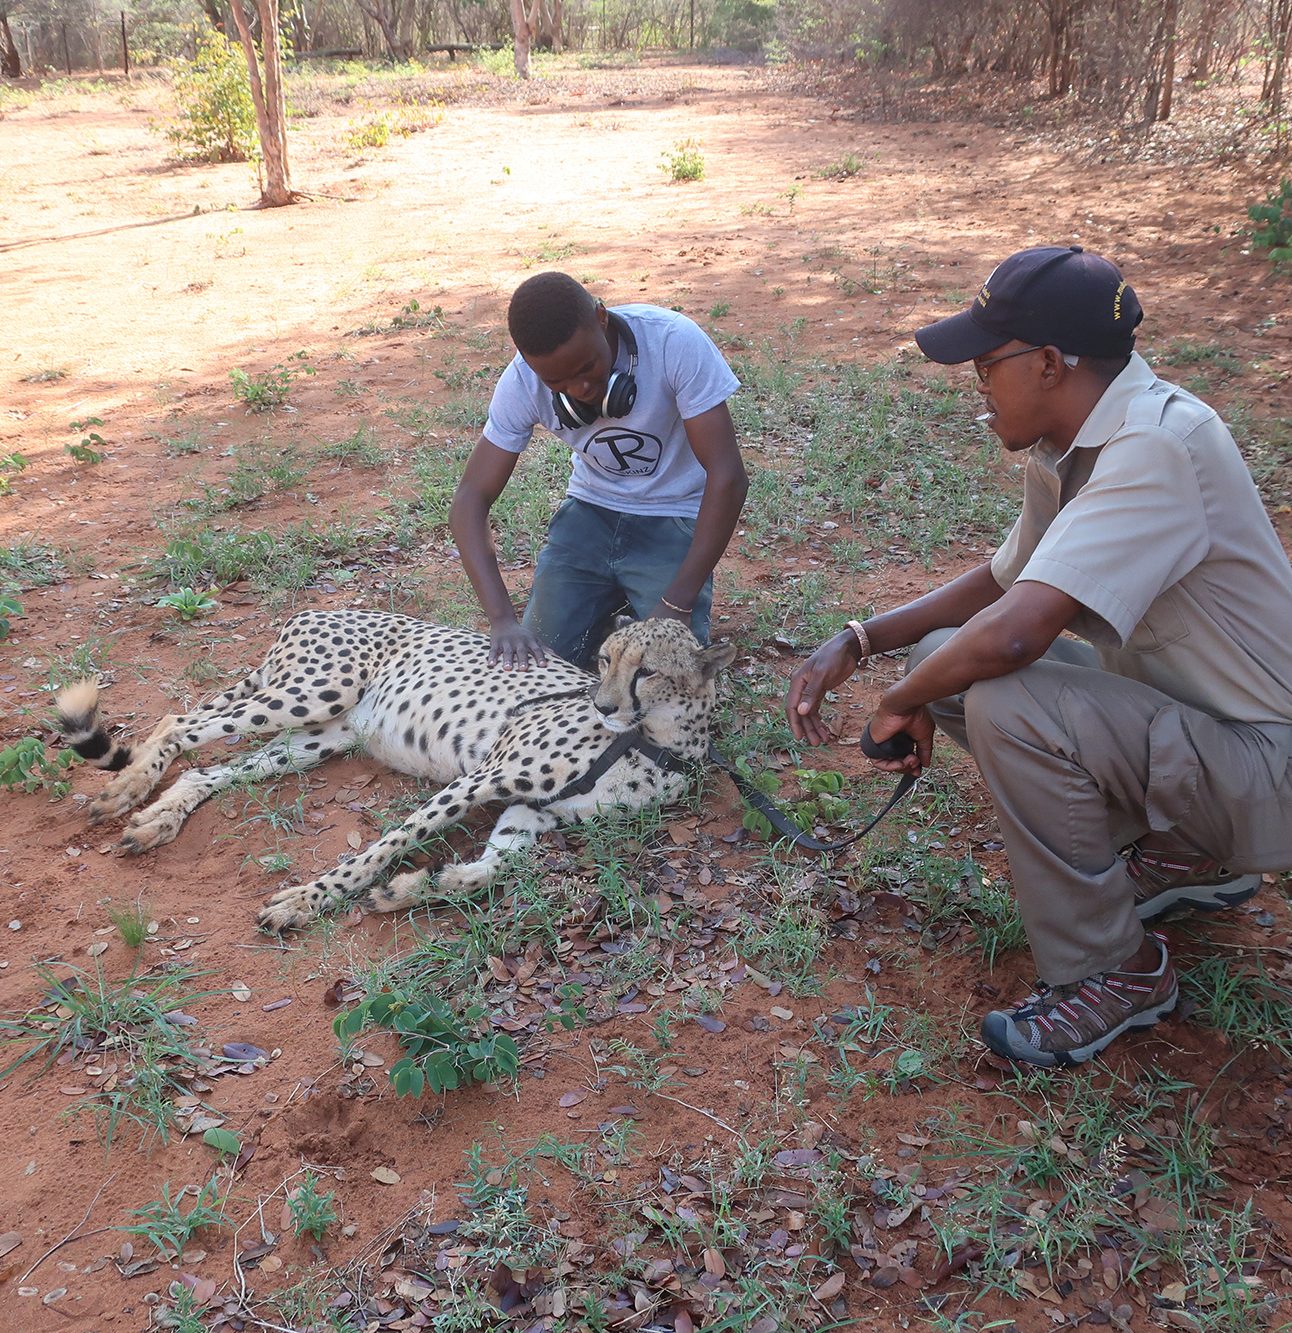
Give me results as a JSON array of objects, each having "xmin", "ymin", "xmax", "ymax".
[
  {"xmin": 335, "ymin": 990, "xmax": 519, "ymax": 1097},
  {"xmin": 157, "ymin": 588, "xmax": 220, "ymax": 621},
  {"xmin": 67, "ymin": 417, "xmax": 106, "ymax": 463},
  {"xmin": 288, "ymin": 1170, "xmax": 339, "ymax": 1241}
]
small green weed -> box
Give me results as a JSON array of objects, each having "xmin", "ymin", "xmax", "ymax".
[
  {"xmin": 0, "ymin": 738, "xmax": 77, "ymax": 797},
  {"xmin": 288, "ymin": 1170, "xmax": 339, "ymax": 1241},
  {"xmin": 0, "ymin": 451, "xmax": 28, "ymax": 496},
  {"xmin": 1247, "ymin": 178, "xmax": 1292, "ymax": 270},
  {"xmin": 67, "ymin": 416, "xmax": 106, "ymax": 463},
  {"xmin": 335, "ymin": 989, "xmax": 520, "ymax": 1096},
  {"xmin": 661, "ymin": 137, "xmax": 705, "ymax": 182},
  {"xmin": 818, "ymin": 151, "xmax": 864, "ymax": 179},
  {"xmin": 160, "ymin": 429, "xmax": 206, "ymax": 457},
  {"xmin": 107, "ymin": 899, "xmax": 150, "ymax": 949},
  {"xmin": 119, "ymin": 1177, "xmax": 227, "ymax": 1258},
  {"xmin": 229, "ymin": 351, "xmax": 314, "ymax": 411},
  {"xmin": 0, "ymin": 591, "xmax": 21, "ymax": 639},
  {"xmin": 19, "ymin": 367, "xmax": 67, "ymax": 383},
  {"xmin": 157, "ymin": 588, "xmax": 220, "ymax": 621}
]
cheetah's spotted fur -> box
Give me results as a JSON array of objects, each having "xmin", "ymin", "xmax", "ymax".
[{"xmin": 56, "ymin": 611, "xmax": 736, "ymax": 931}]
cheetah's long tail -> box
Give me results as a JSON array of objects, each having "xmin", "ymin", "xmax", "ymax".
[{"xmin": 54, "ymin": 680, "xmax": 132, "ymax": 771}]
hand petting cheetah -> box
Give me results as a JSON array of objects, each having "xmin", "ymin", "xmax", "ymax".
[{"xmin": 55, "ymin": 612, "xmax": 736, "ymax": 932}]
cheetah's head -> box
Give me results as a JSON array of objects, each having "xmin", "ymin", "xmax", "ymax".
[{"xmin": 592, "ymin": 618, "xmax": 737, "ymax": 740}]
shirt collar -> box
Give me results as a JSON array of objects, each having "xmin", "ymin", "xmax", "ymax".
[{"xmin": 1055, "ymin": 351, "xmax": 1156, "ymax": 460}]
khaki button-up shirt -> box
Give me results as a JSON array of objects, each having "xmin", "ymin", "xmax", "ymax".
[{"xmin": 991, "ymin": 352, "xmax": 1292, "ymax": 725}]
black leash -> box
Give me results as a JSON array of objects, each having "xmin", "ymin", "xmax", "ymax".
[
  {"xmin": 710, "ymin": 725, "xmax": 918, "ymax": 853},
  {"xmin": 543, "ymin": 710, "xmax": 916, "ymax": 854}
]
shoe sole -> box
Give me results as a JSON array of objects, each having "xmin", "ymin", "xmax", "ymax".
[
  {"xmin": 1135, "ymin": 875, "xmax": 1261, "ymax": 923},
  {"xmin": 981, "ymin": 987, "xmax": 1179, "ymax": 1068}
]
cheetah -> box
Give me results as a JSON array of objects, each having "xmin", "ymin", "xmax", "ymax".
[{"xmin": 55, "ymin": 611, "xmax": 736, "ymax": 932}]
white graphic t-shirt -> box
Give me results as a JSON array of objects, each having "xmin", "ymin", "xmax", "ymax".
[{"xmin": 483, "ymin": 305, "xmax": 740, "ymax": 518}]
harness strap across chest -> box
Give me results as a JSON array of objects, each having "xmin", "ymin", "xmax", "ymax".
[{"xmin": 541, "ymin": 728, "xmax": 692, "ymax": 806}]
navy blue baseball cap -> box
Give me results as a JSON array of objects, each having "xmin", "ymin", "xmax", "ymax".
[{"xmin": 915, "ymin": 246, "xmax": 1143, "ymax": 364}]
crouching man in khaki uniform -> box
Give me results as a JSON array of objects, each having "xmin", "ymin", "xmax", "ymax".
[{"xmin": 787, "ymin": 245, "xmax": 1292, "ymax": 1068}]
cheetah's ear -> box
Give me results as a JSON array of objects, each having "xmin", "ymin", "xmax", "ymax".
[
  {"xmin": 698, "ymin": 640, "xmax": 738, "ymax": 680},
  {"xmin": 612, "ymin": 614, "xmax": 637, "ymax": 632}
]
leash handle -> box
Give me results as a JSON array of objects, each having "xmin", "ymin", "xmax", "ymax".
[{"xmin": 859, "ymin": 723, "xmax": 915, "ymax": 763}]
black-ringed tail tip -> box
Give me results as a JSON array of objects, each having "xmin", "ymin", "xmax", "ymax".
[{"xmin": 54, "ymin": 679, "xmax": 131, "ymax": 771}]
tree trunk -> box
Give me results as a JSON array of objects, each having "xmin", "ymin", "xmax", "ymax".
[
  {"xmin": 230, "ymin": 0, "xmax": 295, "ymax": 207},
  {"xmin": 1157, "ymin": 0, "xmax": 1178, "ymax": 121},
  {"xmin": 0, "ymin": 12, "xmax": 21, "ymax": 77},
  {"xmin": 354, "ymin": 0, "xmax": 404, "ymax": 59},
  {"xmin": 511, "ymin": 0, "xmax": 540, "ymax": 77}
]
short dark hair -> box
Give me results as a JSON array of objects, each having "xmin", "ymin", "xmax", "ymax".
[
  {"xmin": 507, "ymin": 272, "xmax": 599, "ymax": 356},
  {"xmin": 1080, "ymin": 353, "xmax": 1132, "ymax": 385}
]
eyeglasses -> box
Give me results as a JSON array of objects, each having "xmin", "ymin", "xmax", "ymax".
[{"xmin": 973, "ymin": 345, "xmax": 1044, "ymax": 385}]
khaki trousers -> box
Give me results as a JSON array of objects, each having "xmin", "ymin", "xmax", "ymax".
[{"xmin": 911, "ymin": 630, "xmax": 1292, "ymax": 985}]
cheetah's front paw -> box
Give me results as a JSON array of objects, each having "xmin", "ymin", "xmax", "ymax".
[
  {"xmin": 362, "ymin": 869, "xmax": 429, "ymax": 915},
  {"xmin": 86, "ymin": 771, "xmax": 158, "ymax": 825},
  {"xmin": 257, "ymin": 881, "xmax": 336, "ymax": 933}
]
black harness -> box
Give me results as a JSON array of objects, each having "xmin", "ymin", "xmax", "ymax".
[{"xmin": 529, "ymin": 681, "xmax": 915, "ymax": 850}]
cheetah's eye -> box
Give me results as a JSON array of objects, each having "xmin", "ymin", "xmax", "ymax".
[{"xmin": 632, "ymin": 667, "xmax": 655, "ymax": 685}]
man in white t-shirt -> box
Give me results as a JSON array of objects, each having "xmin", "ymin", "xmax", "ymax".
[{"xmin": 450, "ymin": 272, "xmax": 748, "ymax": 670}]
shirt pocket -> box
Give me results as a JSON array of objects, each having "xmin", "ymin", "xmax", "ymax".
[{"xmin": 1126, "ymin": 585, "xmax": 1191, "ymax": 654}]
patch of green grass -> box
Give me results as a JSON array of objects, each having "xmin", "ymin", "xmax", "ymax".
[
  {"xmin": 0, "ymin": 963, "xmax": 219, "ymax": 1150},
  {"xmin": 151, "ymin": 518, "xmax": 366, "ymax": 592},
  {"xmin": 19, "ymin": 366, "xmax": 67, "ymax": 383},
  {"xmin": 180, "ymin": 442, "xmax": 308, "ymax": 515},
  {"xmin": 119, "ymin": 1177, "xmax": 226, "ymax": 1259},
  {"xmin": 159, "ymin": 428, "xmax": 207, "ymax": 456},
  {"xmin": 1160, "ymin": 340, "xmax": 1242, "ymax": 373},
  {"xmin": 320, "ymin": 423, "xmax": 384, "ymax": 466},
  {"xmin": 0, "ymin": 538, "xmax": 66, "ymax": 589},
  {"xmin": 1181, "ymin": 953, "xmax": 1292, "ymax": 1062},
  {"xmin": 731, "ymin": 354, "xmax": 1019, "ymax": 559},
  {"xmin": 739, "ymin": 861, "xmax": 828, "ymax": 995},
  {"xmin": 927, "ymin": 1067, "xmax": 1256, "ymax": 1305}
]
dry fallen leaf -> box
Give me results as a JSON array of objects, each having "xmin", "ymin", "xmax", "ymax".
[
  {"xmin": 0, "ymin": 1233, "xmax": 21, "ymax": 1258},
  {"xmin": 813, "ymin": 1270, "xmax": 846, "ymax": 1302},
  {"xmin": 371, "ymin": 1166, "xmax": 401, "ymax": 1185}
]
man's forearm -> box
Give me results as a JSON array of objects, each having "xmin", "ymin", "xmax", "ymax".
[
  {"xmin": 861, "ymin": 561, "xmax": 1005, "ymax": 655},
  {"xmin": 449, "ymin": 498, "xmax": 518, "ymax": 625},
  {"xmin": 880, "ymin": 579, "xmax": 1081, "ymax": 715},
  {"xmin": 662, "ymin": 468, "xmax": 748, "ymax": 607}
]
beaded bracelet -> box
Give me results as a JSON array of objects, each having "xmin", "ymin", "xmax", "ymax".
[
  {"xmin": 660, "ymin": 596, "xmax": 693, "ymax": 615},
  {"xmin": 845, "ymin": 619, "xmax": 871, "ymax": 661}
]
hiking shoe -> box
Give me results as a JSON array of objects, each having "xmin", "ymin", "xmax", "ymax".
[
  {"xmin": 1121, "ymin": 840, "xmax": 1260, "ymax": 922},
  {"xmin": 980, "ymin": 935, "xmax": 1177, "ymax": 1068}
]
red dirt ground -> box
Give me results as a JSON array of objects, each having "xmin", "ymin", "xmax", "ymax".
[{"xmin": 1, "ymin": 57, "xmax": 1290, "ymax": 1333}]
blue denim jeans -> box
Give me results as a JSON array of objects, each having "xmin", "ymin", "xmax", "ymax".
[{"xmin": 522, "ymin": 498, "xmax": 712, "ymax": 670}]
